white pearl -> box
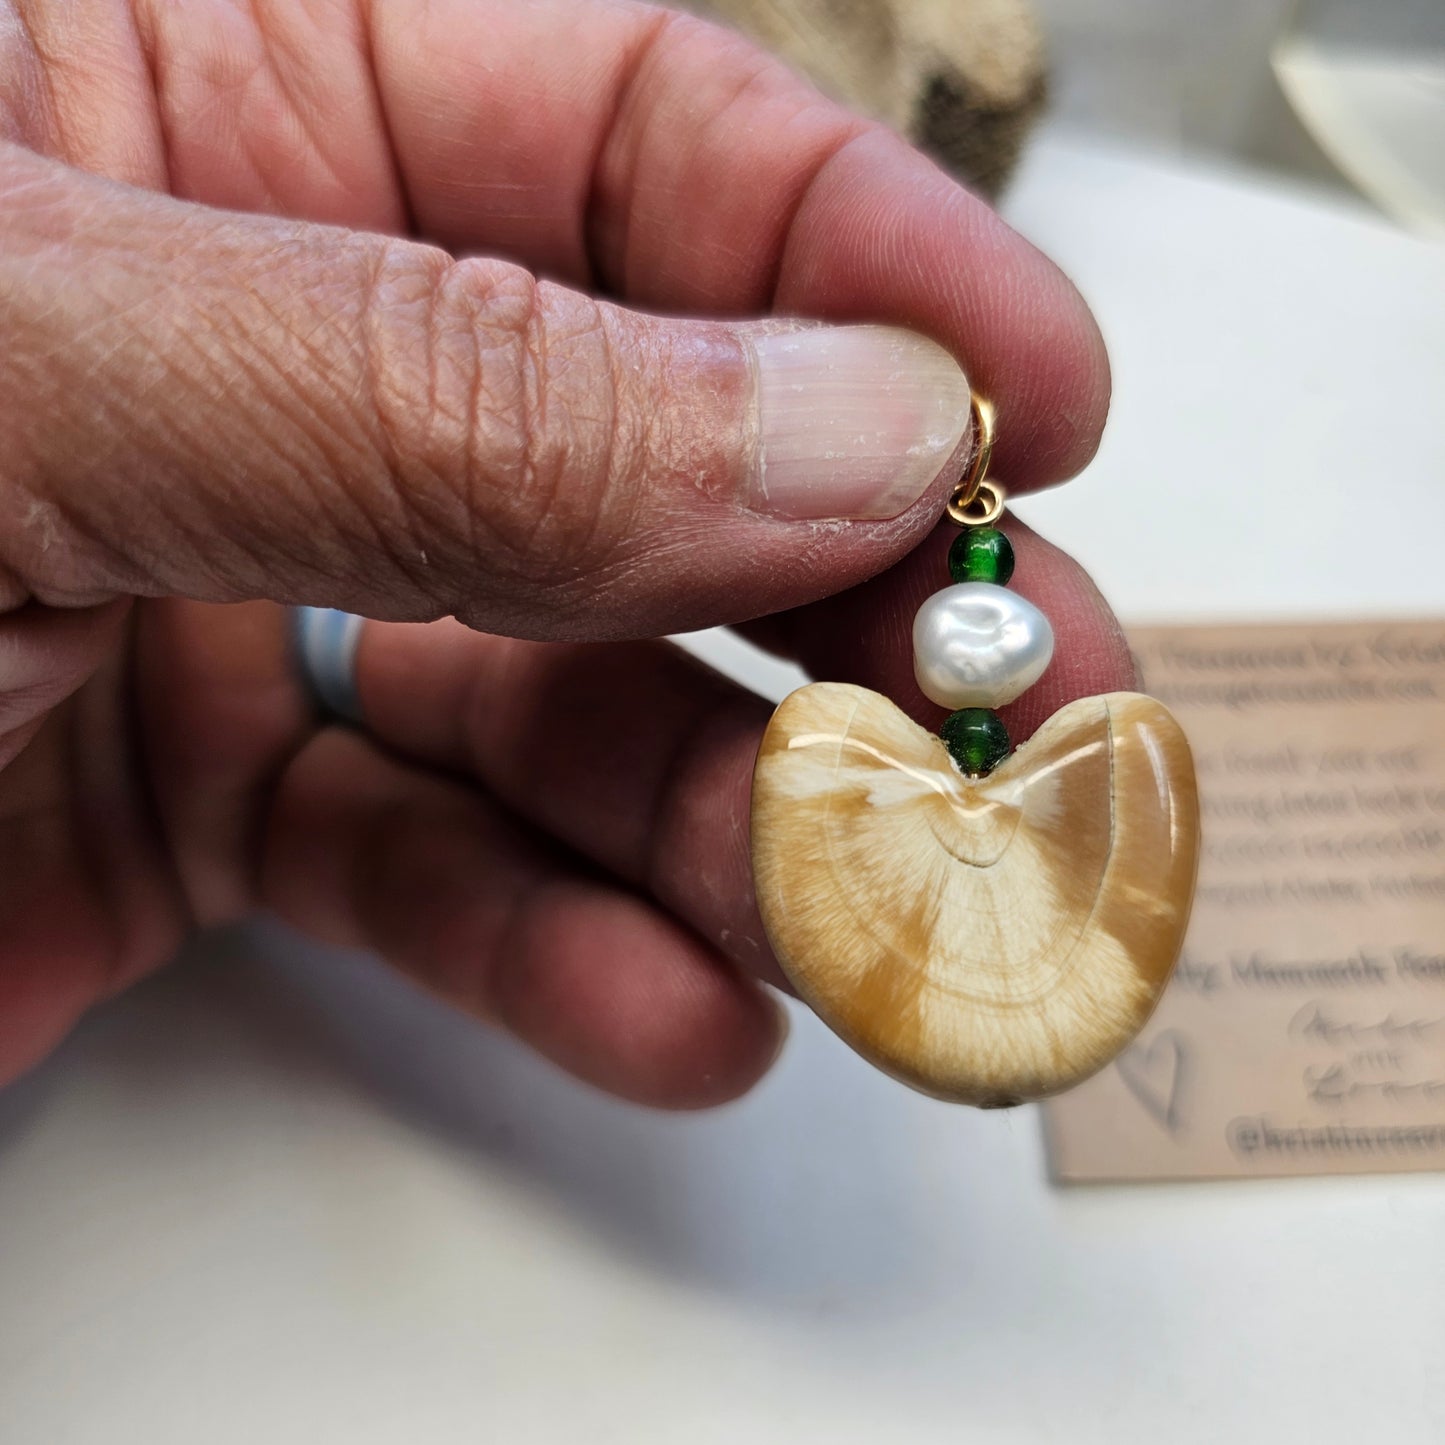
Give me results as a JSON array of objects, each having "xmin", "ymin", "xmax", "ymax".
[{"xmin": 912, "ymin": 583, "xmax": 1054, "ymax": 709}]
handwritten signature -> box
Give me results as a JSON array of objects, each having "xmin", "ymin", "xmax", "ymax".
[
  {"xmin": 1304, "ymin": 1065, "xmax": 1445, "ymax": 1106},
  {"xmin": 1288, "ymin": 1002, "xmax": 1442, "ymax": 1046}
]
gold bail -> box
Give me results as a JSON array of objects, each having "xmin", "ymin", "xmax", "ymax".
[{"xmin": 946, "ymin": 394, "xmax": 1006, "ymax": 527}]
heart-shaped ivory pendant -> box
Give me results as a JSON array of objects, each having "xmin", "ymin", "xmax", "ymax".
[{"xmin": 750, "ymin": 683, "xmax": 1200, "ymax": 1106}]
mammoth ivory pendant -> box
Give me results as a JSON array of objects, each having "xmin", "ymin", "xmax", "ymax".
[{"xmin": 750, "ymin": 683, "xmax": 1199, "ymax": 1106}]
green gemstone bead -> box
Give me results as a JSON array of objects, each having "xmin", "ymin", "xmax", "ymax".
[
  {"xmin": 940, "ymin": 708, "xmax": 1011, "ymax": 776},
  {"xmin": 947, "ymin": 526, "xmax": 1015, "ymax": 586}
]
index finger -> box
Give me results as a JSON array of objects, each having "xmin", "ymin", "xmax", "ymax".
[{"xmin": 359, "ymin": 0, "xmax": 1109, "ymax": 487}]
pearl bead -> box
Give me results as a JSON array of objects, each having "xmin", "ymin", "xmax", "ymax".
[{"xmin": 912, "ymin": 583, "xmax": 1054, "ymax": 709}]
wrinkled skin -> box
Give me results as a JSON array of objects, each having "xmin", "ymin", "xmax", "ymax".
[{"xmin": 0, "ymin": 0, "xmax": 1126, "ymax": 1106}]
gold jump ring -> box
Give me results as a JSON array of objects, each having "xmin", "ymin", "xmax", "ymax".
[{"xmin": 949, "ymin": 477, "xmax": 1006, "ymax": 527}]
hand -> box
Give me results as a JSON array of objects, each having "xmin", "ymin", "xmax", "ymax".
[{"xmin": 0, "ymin": 0, "xmax": 1124, "ymax": 1105}]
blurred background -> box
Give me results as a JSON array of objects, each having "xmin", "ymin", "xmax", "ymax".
[
  {"xmin": 1031, "ymin": 0, "xmax": 1442, "ymax": 226},
  {"xmin": 2, "ymin": 3, "xmax": 1442, "ymax": 1442}
]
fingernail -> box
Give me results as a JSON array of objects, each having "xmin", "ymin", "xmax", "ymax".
[{"xmin": 743, "ymin": 325, "xmax": 972, "ymax": 520}]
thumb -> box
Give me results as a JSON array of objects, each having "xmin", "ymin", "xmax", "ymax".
[{"xmin": 0, "ymin": 145, "xmax": 974, "ymax": 640}]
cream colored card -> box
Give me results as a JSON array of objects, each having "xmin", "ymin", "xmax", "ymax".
[{"xmin": 1043, "ymin": 619, "xmax": 1445, "ymax": 1181}]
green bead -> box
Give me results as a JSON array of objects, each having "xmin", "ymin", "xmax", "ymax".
[
  {"xmin": 948, "ymin": 527, "xmax": 1015, "ymax": 586},
  {"xmin": 940, "ymin": 708, "xmax": 1011, "ymax": 776}
]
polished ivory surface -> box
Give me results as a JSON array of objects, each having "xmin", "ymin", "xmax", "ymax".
[{"xmin": 751, "ymin": 684, "xmax": 1200, "ymax": 1106}]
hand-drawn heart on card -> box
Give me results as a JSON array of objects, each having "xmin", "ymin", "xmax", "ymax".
[{"xmin": 1116, "ymin": 1030, "xmax": 1190, "ymax": 1136}]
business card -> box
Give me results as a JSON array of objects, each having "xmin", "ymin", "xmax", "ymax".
[{"xmin": 1043, "ymin": 619, "xmax": 1445, "ymax": 1181}]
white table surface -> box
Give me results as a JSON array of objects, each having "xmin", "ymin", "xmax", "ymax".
[{"xmin": 2, "ymin": 134, "xmax": 1443, "ymax": 1444}]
